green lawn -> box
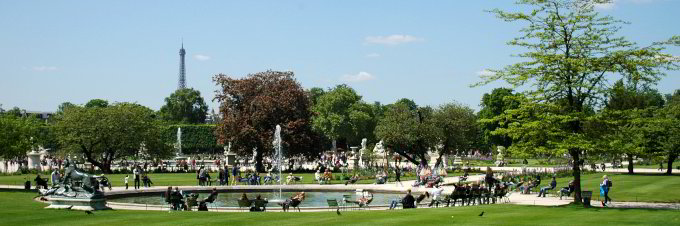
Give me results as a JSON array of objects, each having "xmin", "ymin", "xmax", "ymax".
[
  {"xmin": 553, "ymin": 173, "xmax": 680, "ymax": 203},
  {"xmin": 0, "ymin": 190, "xmax": 678, "ymax": 226}
]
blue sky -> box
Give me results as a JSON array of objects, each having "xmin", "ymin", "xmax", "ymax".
[{"xmin": 1, "ymin": 0, "xmax": 678, "ymax": 112}]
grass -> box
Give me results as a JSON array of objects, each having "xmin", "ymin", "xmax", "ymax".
[
  {"xmin": 0, "ymin": 190, "xmax": 678, "ymax": 226},
  {"xmin": 0, "ymin": 172, "xmax": 424, "ymax": 187},
  {"xmin": 550, "ymin": 173, "xmax": 680, "ymax": 203}
]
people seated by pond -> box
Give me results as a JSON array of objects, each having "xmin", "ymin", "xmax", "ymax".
[
  {"xmin": 347, "ymin": 192, "xmax": 373, "ymax": 207},
  {"xmin": 170, "ymin": 187, "xmax": 186, "ymax": 210},
  {"xmin": 201, "ymin": 187, "xmax": 218, "ymax": 204},
  {"xmin": 538, "ymin": 176, "xmax": 557, "ymax": 197},
  {"xmin": 345, "ymin": 174, "xmax": 360, "ymax": 185},
  {"xmin": 559, "ymin": 180, "xmax": 575, "ymax": 200},
  {"xmin": 286, "ymin": 173, "xmax": 301, "ymax": 184},
  {"xmin": 375, "ymin": 171, "xmax": 388, "ymax": 184},
  {"xmin": 250, "ymin": 194, "xmax": 268, "ymax": 212},
  {"xmin": 314, "ymin": 170, "xmax": 321, "ymax": 182},
  {"xmin": 389, "ymin": 189, "xmax": 414, "ymax": 209},
  {"xmin": 519, "ymin": 178, "xmax": 531, "ymax": 193},
  {"xmin": 323, "ymin": 169, "xmax": 333, "ymax": 182},
  {"xmin": 282, "ymin": 191, "xmax": 305, "ymax": 211}
]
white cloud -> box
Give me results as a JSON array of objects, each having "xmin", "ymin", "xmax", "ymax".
[
  {"xmin": 476, "ymin": 69, "xmax": 496, "ymax": 77},
  {"xmin": 340, "ymin": 71, "xmax": 375, "ymax": 83},
  {"xmin": 193, "ymin": 54, "xmax": 211, "ymax": 61},
  {"xmin": 594, "ymin": 1, "xmax": 616, "ymax": 10},
  {"xmin": 365, "ymin": 53, "xmax": 381, "ymax": 58},
  {"xmin": 364, "ymin": 34, "xmax": 422, "ymax": 45},
  {"xmin": 32, "ymin": 66, "xmax": 58, "ymax": 72}
]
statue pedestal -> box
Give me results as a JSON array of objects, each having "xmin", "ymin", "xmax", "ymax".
[
  {"xmin": 46, "ymin": 197, "xmax": 110, "ymax": 211},
  {"xmin": 26, "ymin": 151, "xmax": 43, "ymax": 170}
]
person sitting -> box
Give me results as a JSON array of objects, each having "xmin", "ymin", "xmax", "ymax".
[
  {"xmin": 170, "ymin": 187, "xmax": 186, "ymax": 210},
  {"xmin": 285, "ymin": 173, "xmax": 302, "ymax": 185},
  {"xmin": 201, "ymin": 187, "xmax": 218, "ymax": 204},
  {"xmin": 538, "ymin": 176, "xmax": 557, "ymax": 197},
  {"xmin": 314, "ymin": 170, "xmax": 321, "ymax": 182},
  {"xmin": 559, "ymin": 180, "xmax": 575, "ymax": 200},
  {"xmin": 390, "ymin": 189, "xmax": 416, "ymax": 209},
  {"xmin": 345, "ymin": 174, "xmax": 359, "ymax": 185},
  {"xmin": 347, "ymin": 192, "xmax": 374, "ymax": 207},
  {"xmin": 322, "ymin": 169, "xmax": 333, "ymax": 183},
  {"xmin": 519, "ymin": 179, "xmax": 530, "ymax": 194},
  {"xmin": 250, "ymin": 195, "xmax": 268, "ymax": 212},
  {"xmin": 186, "ymin": 193, "xmax": 199, "ymax": 211},
  {"xmin": 282, "ymin": 192, "xmax": 305, "ymax": 212},
  {"xmin": 375, "ymin": 171, "xmax": 388, "ymax": 184}
]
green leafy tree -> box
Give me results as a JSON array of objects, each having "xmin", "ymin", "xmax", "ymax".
[
  {"xmin": 84, "ymin": 99, "xmax": 109, "ymax": 108},
  {"xmin": 0, "ymin": 115, "xmax": 41, "ymax": 172},
  {"xmin": 602, "ymin": 80, "xmax": 665, "ymax": 174},
  {"xmin": 478, "ymin": 88, "xmax": 520, "ymax": 150},
  {"xmin": 214, "ymin": 70, "xmax": 323, "ymax": 172},
  {"xmin": 54, "ymin": 103, "xmax": 171, "ymax": 173},
  {"xmin": 656, "ymin": 90, "xmax": 680, "ymax": 174},
  {"xmin": 311, "ymin": 85, "xmax": 375, "ymax": 149},
  {"xmin": 432, "ymin": 102, "xmax": 480, "ymax": 167},
  {"xmin": 480, "ymin": 0, "xmax": 679, "ymax": 203},
  {"xmin": 375, "ymin": 100, "xmax": 438, "ymax": 165},
  {"xmin": 159, "ymin": 88, "xmax": 209, "ymax": 124}
]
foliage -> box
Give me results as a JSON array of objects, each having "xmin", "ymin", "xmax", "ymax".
[
  {"xmin": 84, "ymin": 99, "xmax": 109, "ymax": 108},
  {"xmin": 53, "ymin": 103, "xmax": 172, "ymax": 173},
  {"xmin": 0, "ymin": 114, "xmax": 42, "ymax": 160},
  {"xmin": 311, "ymin": 84, "xmax": 377, "ymax": 147},
  {"xmin": 478, "ymin": 88, "xmax": 520, "ymax": 149},
  {"xmin": 159, "ymin": 88, "xmax": 209, "ymax": 124},
  {"xmin": 160, "ymin": 124, "xmax": 222, "ymax": 154},
  {"xmin": 214, "ymin": 70, "xmax": 323, "ymax": 172},
  {"xmin": 480, "ymin": 0, "xmax": 679, "ymax": 203},
  {"xmin": 432, "ymin": 102, "xmax": 480, "ymax": 166},
  {"xmin": 375, "ymin": 100, "xmax": 438, "ymax": 165}
]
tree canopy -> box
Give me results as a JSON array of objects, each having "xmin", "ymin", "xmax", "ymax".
[
  {"xmin": 311, "ymin": 84, "xmax": 377, "ymax": 148},
  {"xmin": 478, "ymin": 88, "xmax": 520, "ymax": 149},
  {"xmin": 53, "ymin": 103, "xmax": 171, "ymax": 173},
  {"xmin": 480, "ymin": 0, "xmax": 680, "ymax": 203},
  {"xmin": 214, "ymin": 70, "xmax": 322, "ymax": 172},
  {"xmin": 159, "ymin": 88, "xmax": 209, "ymax": 124},
  {"xmin": 0, "ymin": 114, "xmax": 42, "ymax": 161}
]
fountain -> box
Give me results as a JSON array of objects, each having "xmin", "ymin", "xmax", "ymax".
[
  {"xmin": 272, "ymin": 125, "xmax": 283, "ymax": 201},
  {"xmin": 174, "ymin": 127, "xmax": 187, "ymax": 160}
]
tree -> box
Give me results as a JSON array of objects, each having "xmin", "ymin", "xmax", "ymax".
[
  {"xmin": 311, "ymin": 84, "xmax": 375, "ymax": 150},
  {"xmin": 54, "ymin": 103, "xmax": 171, "ymax": 173},
  {"xmin": 84, "ymin": 99, "xmax": 109, "ymax": 108},
  {"xmin": 375, "ymin": 100, "xmax": 438, "ymax": 165},
  {"xmin": 603, "ymin": 80, "xmax": 665, "ymax": 174},
  {"xmin": 478, "ymin": 88, "xmax": 520, "ymax": 149},
  {"xmin": 656, "ymin": 90, "xmax": 680, "ymax": 174},
  {"xmin": 214, "ymin": 70, "xmax": 322, "ymax": 172},
  {"xmin": 307, "ymin": 87, "xmax": 326, "ymax": 107},
  {"xmin": 0, "ymin": 114, "xmax": 41, "ymax": 172},
  {"xmin": 159, "ymin": 88, "xmax": 209, "ymax": 124},
  {"xmin": 432, "ymin": 102, "xmax": 480, "ymax": 167},
  {"xmin": 480, "ymin": 0, "xmax": 679, "ymax": 204}
]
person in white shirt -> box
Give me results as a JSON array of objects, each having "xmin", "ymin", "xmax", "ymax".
[
  {"xmin": 50, "ymin": 169, "xmax": 60, "ymax": 187},
  {"xmin": 428, "ymin": 184, "xmax": 444, "ymax": 207},
  {"xmin": 124, "ymin": 175, "xmax": 129, "ymax": 190}
]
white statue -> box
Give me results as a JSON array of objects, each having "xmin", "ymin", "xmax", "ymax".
[
  {"xmin": 373, "ymin": 140, "xmax": 385, "ymax": 155},
  {"xmin": 361, "ymin": 138, "xmax": 367, "ymax": 151},
  {"xmin": 495, "ymin": 146, "xmax": 506, "ymax": 167}
]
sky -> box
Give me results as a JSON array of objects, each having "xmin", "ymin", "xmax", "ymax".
[{"xmin": 1, "ymin": 0, "xmax": 678, "ymax": 113}]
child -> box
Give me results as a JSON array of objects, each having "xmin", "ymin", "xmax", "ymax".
[{"xmin": 124, "ymin": 175, "xmax": 129, "ymax": 190}]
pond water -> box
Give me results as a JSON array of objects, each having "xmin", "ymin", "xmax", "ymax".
[{"xmin": 111, "ymin": 191, "xmax": 404, "ymax": 207}]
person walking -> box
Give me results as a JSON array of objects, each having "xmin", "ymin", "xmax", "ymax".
[
  {"xmin": 600, "ymin": 175, "xmax": 612, "ymax": 207},
  {"xmin": 395, "ymin": 167, "xmax": 403, "ymax": 187},
  {"xmin": 124, "ymin": 175, "xmax": 129, "ymax": 190}
]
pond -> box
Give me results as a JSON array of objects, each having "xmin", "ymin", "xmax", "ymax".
[{"xmin": 110, "ymin": 191, "xmax": 405, "ymax": 207}]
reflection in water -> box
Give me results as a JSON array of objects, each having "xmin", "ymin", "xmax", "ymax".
[{"xmin": 111, "ymin": 191, "xmax": 403, "ymax": 207}]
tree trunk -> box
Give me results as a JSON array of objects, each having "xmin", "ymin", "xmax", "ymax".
[
  {"xmin": 667, "ymin": 153, "xmax": 678, "ymax": 175},
  {"xmin": 255, "ymin": 149, "xmax": 264, "ymax": 173},
  {"xmin": 570, "ymin": 149, "xmax": 582, "ymax": 204},
  {"xmin": 626, "ymin": 154, "xmax": 634, "ymax": 174},
  {"xmin": 419, "ymin": 152, "xmax": 428, "ymax": 167}
]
